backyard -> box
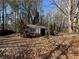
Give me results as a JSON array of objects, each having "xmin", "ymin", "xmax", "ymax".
[
  {"xmin": 0, "ymin": 33, "xmax": 79, "ymax": 59},
  {"xmin": 0, "ymin": 0, "xmax": 79, "ymax": 59}
]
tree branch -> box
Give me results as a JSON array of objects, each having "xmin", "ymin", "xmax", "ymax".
[{"xmin": 52, "ymin": 0, "xmax": 68, "ymax": 16}]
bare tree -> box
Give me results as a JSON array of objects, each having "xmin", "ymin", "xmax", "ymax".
[{"xmin": 51, "ymin": 0, "xmax": 77, "ymax": 33}]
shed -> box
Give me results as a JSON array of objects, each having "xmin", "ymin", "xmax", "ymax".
[{"xmin": 26, "ymin": 24, "xmax": 47, "ymax": 36}]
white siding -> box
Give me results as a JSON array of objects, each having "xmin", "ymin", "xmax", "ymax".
[{"xmin": 35, "ymin": 28, "xmax": 40, "ymax": 34}]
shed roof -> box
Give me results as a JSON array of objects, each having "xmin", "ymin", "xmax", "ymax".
[{"xmin": 27, "ymin": 24, "xmax": 47, "ymax": 29}]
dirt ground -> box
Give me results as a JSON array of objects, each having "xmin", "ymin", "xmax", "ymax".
[{"xmin": 0, "ymin": 34, "xmax": 79, "ymax": 59}]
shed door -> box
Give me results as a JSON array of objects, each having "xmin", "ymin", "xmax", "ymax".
[{"xmin": 41, "ymin": 29, "xmax": 45, "ymax": 36}]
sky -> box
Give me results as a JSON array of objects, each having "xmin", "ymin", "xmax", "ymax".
[
  {"xmin": 42, "ymin": 0, "xmax": 57, "ymax": 15},
  {"xmin": 0, "ymin": 0, "xmax": 57, "ymax": 16},
  {"xmin": 0, "ymin": 4, "xmax": 12, "ymax": 17}
]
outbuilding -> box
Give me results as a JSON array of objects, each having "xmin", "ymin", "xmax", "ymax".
[{"xmin": 26, "ymin": 24, "xmax": 47, "ymax": 37}]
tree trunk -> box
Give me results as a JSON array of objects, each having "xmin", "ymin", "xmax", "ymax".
[
  {"xmin": 2, "ymin": 0, "xmax": 5, "ymax": 30},
  {"xmin": 68, "ymin": 15, "xmax": 72, "ymax": 33},
  {"xmin": 68, "ymin": 0, "xmax": 72, "ymax": 33}
]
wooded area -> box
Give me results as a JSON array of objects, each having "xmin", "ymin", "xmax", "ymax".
[
  {"xmin": 0, "ymin": 0, "xmax": 78, "ymax": 36},
  {"xmin": 0, "ymin": 0, "xmax": 79, "ymax": 59}
]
